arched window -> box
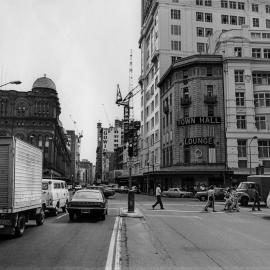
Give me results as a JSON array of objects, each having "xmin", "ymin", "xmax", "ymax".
[
  {"xmin": 38, "ymin": 135, "xmax": 43, "ymax": 148},
  {"xmin": 45, "ymin": 136, "xmax": 50, "ymax": 148}
]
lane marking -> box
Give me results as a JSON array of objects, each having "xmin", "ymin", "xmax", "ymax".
[
  {"xmin": 147, "ymin": 214, "xmax": 202, "ymax": 219},
  {"xmin": 105, "ymin": 216, "xmax": 120, "ymax": 270},
  {"xmin": 114, "ymin": 217, "xmax": 122, "ymax": 270},
  {"xmin": 145, "ymin": 209, "xmax": 203, "ymax": 213},
  {"xmin": 56, "ymin": 213, "xmax": 68, "ymax": 220}
]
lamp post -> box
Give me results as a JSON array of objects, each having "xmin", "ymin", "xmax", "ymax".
[
  {"xmin": 0, "ymin": 81, "xmax": 21, "ymax": 88},
  {"xmin": 249, "ymin": 136, "xmax": 258, "ymax": 175}
]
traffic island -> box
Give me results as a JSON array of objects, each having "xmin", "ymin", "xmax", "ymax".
[{"xmin": 120, "ymin": 208, "xmax": 144, "ymax": 218}]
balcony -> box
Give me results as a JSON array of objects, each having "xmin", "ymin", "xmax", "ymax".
[
  {"xmin": 181, "ymin": 96, "xmax": 192, "ymax": 106},
  {"xmin": 204, "ymin": 95, "xmax": 217, "ymax": 104}
]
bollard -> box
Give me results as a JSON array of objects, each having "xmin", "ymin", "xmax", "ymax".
[{"xmin": 128, "ymin": 190, "xmax": 135, "ymax": 212}]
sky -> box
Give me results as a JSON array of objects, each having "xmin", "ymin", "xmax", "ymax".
[{"xmin": 0, "ymin": 0, "xmax": 141, "ymax": 163}]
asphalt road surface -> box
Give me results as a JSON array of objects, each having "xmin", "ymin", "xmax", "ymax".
[{"xmin": 1, "ymin": 193, "xmax": 270, "ymax": 270}]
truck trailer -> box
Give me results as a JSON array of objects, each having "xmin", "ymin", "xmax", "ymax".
[{"xmin": 0, "ymin": 137, "xmax": 44, "ymax": 237}]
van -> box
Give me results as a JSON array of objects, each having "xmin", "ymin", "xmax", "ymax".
[{"xmin": 42, "ymin": 179, "xmax": 70, "ymax": 215}]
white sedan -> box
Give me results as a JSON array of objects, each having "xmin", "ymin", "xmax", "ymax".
[{"xmin": 163, "ymin": 188, "xmax": 193, "ymax": 198}]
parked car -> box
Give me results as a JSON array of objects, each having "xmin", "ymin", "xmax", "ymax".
[
  {"xmin": 42, "ymin": 179, "xmax": 70, "ymax": 215},
  {"xmin": 67, "ymin": 189, "xmax": 108, "ymax": 220},
  {"xmin": 74, "ymin": 185, "xmax": 82, "ymax": 191},
  {"xmin": 116, "ymin": 186, "xmax": 129, "ymax": 193},
  {"xmin": 195, "ymin": 187, "xmax": 225, "ymax": 201},
  {"xmin": 88, "ymin": 185, "xmax": 115, "ymax": 198},
  {"xmin": 266, "ymin": 191, "xmax": 270, "ymax": 208},
  {"xmin": 163, "ymin": 188, "xmax": 193, "ymax": 198}
]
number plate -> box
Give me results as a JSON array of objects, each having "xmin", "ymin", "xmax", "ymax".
[
  {"xmin": 0, "ymin": 219, "xmax": 11, "ymax": 226},
  {"xmin": 81, "ymin": 209, "xmax": 91, "ymax": 214}
]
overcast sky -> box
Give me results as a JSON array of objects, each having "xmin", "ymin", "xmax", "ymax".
[{"xmin": 0, "ymin": 0, "xmax": 141, "ymax": 163}]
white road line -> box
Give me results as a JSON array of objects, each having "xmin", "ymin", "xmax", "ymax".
[
  {"xmin": 105, "ymin": 216, "xmax": 120, "ymax": 270},
  {"xmin": 145, "ymin": 209, "xmax": 203, "ymax": 213},
  {"xmin": 56, "ymin": 213, "xmax": 68, "ymax": 220},
  {"xmin": 114, "ymin": 217, "xmax": 122, "ymax": 270},
  {"xmin": 147, "ymin": 214, "xmax": 202, "ymax": 219}
]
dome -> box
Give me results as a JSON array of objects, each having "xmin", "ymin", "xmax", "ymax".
[{"xmin": 32, "ymin": 75, "xmax": 56, "ymax": 91}]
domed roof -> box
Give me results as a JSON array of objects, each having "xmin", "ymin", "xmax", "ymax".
[{"xmin": 32, "ymin": 75, "xmax": 56, "ymax": 91}]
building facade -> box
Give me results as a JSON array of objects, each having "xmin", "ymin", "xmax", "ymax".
[
  {"xmin": 0, "ymin": 75, "xmax": 71, "ymax": 180},
  {"xmin": 209, "ymin": 26, "xmax": 270, "ymax": 183},
  {"xmin": 158, "ymin": 55, "xmax": 228, "ymax": 191},
  {"xmin": 78, "ymin": 159, "xmax": 93, "ymax": 186},
  {"xmin": 139, "ymin": 0, "xmax": 270, "ymax": 190}
]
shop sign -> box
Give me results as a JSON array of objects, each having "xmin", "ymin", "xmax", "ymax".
[
  {"xmin": 184, "ymin": 137, "xmax": 214, "ymax": 146},
  {"xmin": 177, "ymin": 116, "xmax": 221, "ymax": 126}
]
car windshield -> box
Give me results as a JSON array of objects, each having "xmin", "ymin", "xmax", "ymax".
[
  {"xmin": 73, "ymin": 191, "xmax": 102, "ymax": 200},
  {"xmin": 238, "ymin": 183, "xmax": 248, "ymax": 189},
  {"xmin": 42, "ymin": 183, "xmax": 48, "ymax": 190}
]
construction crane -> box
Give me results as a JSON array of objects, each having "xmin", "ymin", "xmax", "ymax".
[{"xmin": 69, "ymin": 114, "xmax": 83, "ymax": 141}]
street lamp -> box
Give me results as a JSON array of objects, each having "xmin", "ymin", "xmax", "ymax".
[
  {"xmin": 249, "ymin": 136, "xmax": 258, "ymax": 175},
  {"xmin": 0, "ymin": 81, "xmax": 22, "ymax": 88}
]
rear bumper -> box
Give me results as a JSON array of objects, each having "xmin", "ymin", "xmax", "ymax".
[{"xmin": 67, "ymin": 207, "xmax": 107, "ymax": 214}]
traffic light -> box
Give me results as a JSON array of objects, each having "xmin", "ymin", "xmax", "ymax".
[
  {"xmin": 133, "ymin": 134, "xmax": 138, "ymax": 157},
  {"xmin": 128, "ymin": 142, "xmax": 133, "ymax": 157}
]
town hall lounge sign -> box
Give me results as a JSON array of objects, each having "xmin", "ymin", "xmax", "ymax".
[{"xmin": 177, "ymin": 116, "xmax": 221, "ymax": 126}]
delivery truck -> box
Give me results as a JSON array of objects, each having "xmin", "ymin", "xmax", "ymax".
[
  {"xmin": 237, "ymin": 175, "xmax": 270, "ymax": 206},
  {"xmin": 0, "ymin": 137, "xmax": 44, "ymax": 237}
]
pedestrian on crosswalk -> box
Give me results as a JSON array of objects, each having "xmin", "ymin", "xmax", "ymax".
[
  {"xmin": 204, "ymin": 185, "xmax": 215, "ymax": 212},
  {"xmin": 152, "ymin": 184, "xmax": 164, "ymax": 210}
]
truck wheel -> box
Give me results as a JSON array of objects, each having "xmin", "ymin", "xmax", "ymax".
[
  {"xmin": 62, "ymin": 200, "xmax": 68, "ymax": 212},
  {"xmin": 15, "ymin": 216, "xmax": 25, "ymax": 237},
  {"xmin": 69, "ymin": 212, "xmax": 74, "ymax": 221},
  {"xmin": 36, "ymin": 210, "xmax": 45, "ymax": 226},
  {"xmin": 241, "ymin": 197, "xmax": 249, "ymax": 207},
  {"xmin": 52, "ymin": 207, "xmax": 58, "ymax": 216}
]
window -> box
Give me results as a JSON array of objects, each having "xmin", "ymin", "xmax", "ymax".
[
  {"xmin": 238, "ymin": 2, "xmax": 245, "ymax": 10},
  {"xmin": 252, "ymin": 73, "xmax": 270, "ymax": 85},
  {"xmin": 171, "ymin": 56, "xmax": 182, "ymax": 63},
  {"xmin": 155, "ymin": 111, "xmax": 159, "ymax": 125},
  {"xmin": 196, "ymin": 0, "xmax": 203, "ymax": 5},
  {"xmin": 253, "ymin": 18, "xmax": 259, "ymax": 27},
  {"xmin": 238, "ymin": 16, "xmax": 245, "ymax": 25},
  {"xmin": 171, "ymin": 9, "xmax": 181, "ymax": 20},
  {"xmin": 252, "ymin": 48, "xmax": 261, "ymax": 58},
  {"xmin": 264, "ymin": 49, "xmax": 270, "ymax": 59},
  {"xmin": 205, "ymin": 28, "xmax": 213, "ymax": 37},
  {"xmin": 234, "ymin": 70, "xmax": 244, "ymax": 83},
  {"xmin": 171, "ymin": 40, "xmax": 181, "ymax": 51},
  {"xmin": 255, "ymin": 116, "xmax": 266, "ymax": 130},
  {"xmin": 221, "ymin": 15, "xmax": 229, "ymax": 24},
  {"xmin": 208, "ymin": 105, "xmax": 214, "ymax": 116},
  {"xmin": 184, "ymin": 147, "xmax": 190, "ymax": 164},
  {"xmin": 207, "ymin": 85, "xmax": 213, "ymax": 96},
  {"xmin": 197, "ymin": 42, "xmax": 205, "ymax": 53},
  {"xmin": 234, "ymin": 47, "xmax": 242, "ymax": 56},
  {"xmin": 197, "ymin": 27, "xmax": 204, "ymax": 37},
  {"xmin": 230, "ymin": 16, "xmax": 237, "ymax": 25},
  {"xmin": 229, "ymin": 1, "xmax": 236, "ymax": 9},
  {"xmin": 206, "ymin": 67, "xmax": 212, "ymax": 76},
  {"xmin": 171, "ymin": 25, "xmax": 181, "ymax": 35},
  {"xmin": 205, "ymin": 13, "xmax": 212, "ymax": 22},
  {"xmin": 221, "ymin": 0, "xmax": 228, "ymax": 8},
  {"xmin": 155, "ymin": 94, "xmax": 158, "ymax": 107},
  {"xmin": 258, "ymin": 141, "xmax": 270, "ymax": 158},
  {"xmin": 205, "ymin": 0, "xmax": 212, "ymax": 6},
  {"xmin": 236, "ymin": 115, "xmax": 246, "ymax": 129},
  {"xmin": 238, "ymin": 140, "xmax": 247, "ymax": 157},
  {"xmin": 252, "ymin": 4, "xmax": 258, "ymax": 12},
  {"xmin": 266, "ymin": 5, "xmax": 270, "ymax": 13},
  {"xmin": 254, "ymin": 93, "xmax": 270, "ymax": 107},
  {"xmin": 236, "ymin": 92, "xmax": 245, "ymax": 106},
  {"xmin": 266, "ymin": 19, "xmax": 270, "ymax": 29},
  {"xmin": 196, "ymin": 12, "xmax": 204, "ymax": 21},
  {"xmin": 172, "ymin": 0, "xmax": 179, "ymax": 2},
  {"xmin": 184, "ymin": 107, "xmax": 189, "ymax": 117}
]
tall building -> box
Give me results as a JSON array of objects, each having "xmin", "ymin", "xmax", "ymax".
[
  {"xmin": 0, "ymin": 75, "xmax": 71, "ymax": 180},
  {"xmin": 78, "ymin": 159, "xmax": 93, "ymax": 186},
  {"xmin": 139, "ymin": 0, "xmax": 270, "ymax": 189},
  {"xmin": 209, "ymin": 26, "xmax": 270, "ymax": 183}
]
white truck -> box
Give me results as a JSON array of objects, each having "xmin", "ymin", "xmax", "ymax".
[{"xmin": 0, "ymin": 137, "xmax": 45, "ymax": 237}]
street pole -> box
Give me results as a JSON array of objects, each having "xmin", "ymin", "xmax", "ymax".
[{"xmin": 249, "ymin": 136, "xmax": 258, "ymax": 175}]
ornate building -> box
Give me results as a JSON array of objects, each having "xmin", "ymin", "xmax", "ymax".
[{"xmin": 0, "ymin": 75, "xmax": 71, "ymax": 180}]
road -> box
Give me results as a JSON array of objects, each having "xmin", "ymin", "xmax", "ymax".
[{"xmin": 0, "ymin": 193, "xmax": 270, "ymax": 270}]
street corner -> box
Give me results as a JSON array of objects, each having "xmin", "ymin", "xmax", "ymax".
[{"xmin": 119, "ymin": 207, "xmax": 144, "ymax": 218}]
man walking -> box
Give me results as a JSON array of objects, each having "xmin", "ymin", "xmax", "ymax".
[
  {"xmin": 252, "ymin": 186, "xmax": 261, "ymax": 211},
  {"xmin": 152, "ymin": 184, "xmax": 164, "ymax": 210},
  {"xmin": 204, "ymin": 185, "xmax": 215, "ymax": 212}
]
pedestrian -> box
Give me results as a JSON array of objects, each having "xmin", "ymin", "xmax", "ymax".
[
  {"xmin": 224, "ymin": 188, "xmax": 232, "ymax": 211},
  {"xmin": 152, "ymin": 184, "xmax": 164, "ymax": 210},
  {"xmin": 204, "ymin": 185, "xmax": 215, "ymax": 212},
  {"xmin": 252, "ymin": 186, "xmax": 261, "ymax": 211},
  {"xmin": 231, "ymin": 187, "xmax": 240, "ymax": 212}
]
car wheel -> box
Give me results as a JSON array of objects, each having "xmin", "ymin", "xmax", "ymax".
[
  {"xmin": 69, "ymin": 212, "xmax": 74, "ymax": 220},
  {"xmin": 15, "ymin": 216, "xmax": 25, "ymax": 237},
  {"xmin": 36, "ymin": 210, "xmax": 45, "ymax": 226},
  {"xmin": 201, "ymin": 196, "xmax": 207, "ymax": 201}
]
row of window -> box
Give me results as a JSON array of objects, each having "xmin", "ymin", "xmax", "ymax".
[
  {"xmin": 238, "ymin": 140, "xmax": 270, "ymax": 158},
  {"xmin": 145, "ymin": 112, "xmax": 159, "ymax": 133}
]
